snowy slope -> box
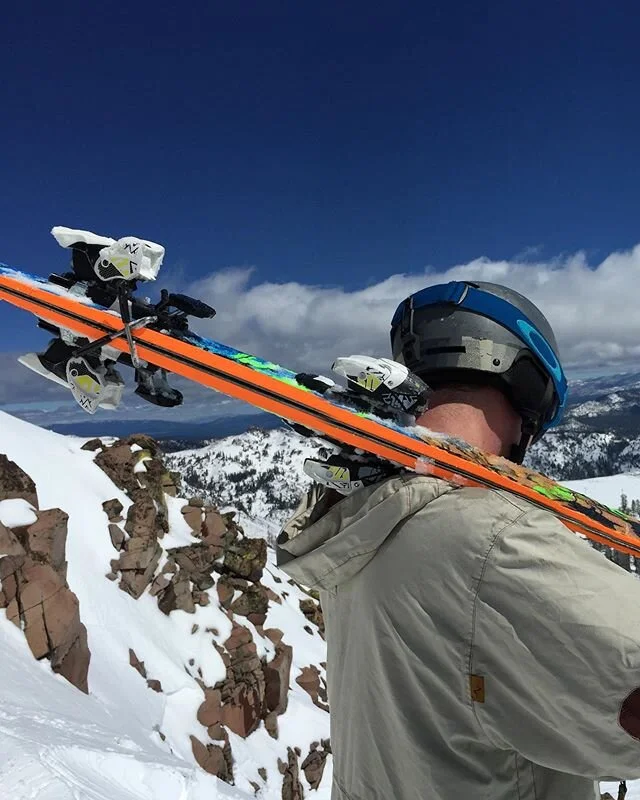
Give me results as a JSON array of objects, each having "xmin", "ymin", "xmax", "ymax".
[
  {"xmin": 564, "ymin": 472, "xmax": 640, "ymax": 508},
  {"xmin": 0, "ymin": 616, "xmax": 241, "ymax": 800},
  {"xmin": 0, "ymin": 412, "xmax": 330, "ymax": 799}
]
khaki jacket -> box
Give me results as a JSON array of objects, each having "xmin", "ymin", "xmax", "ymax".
[{"xmin": 277, "ymin": 474, "xmax": 640, "ymax": 800}]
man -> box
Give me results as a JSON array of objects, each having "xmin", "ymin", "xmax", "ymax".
[{"xmin": 277, "ymin": 281, "xmax": 640, "ymax": 800}]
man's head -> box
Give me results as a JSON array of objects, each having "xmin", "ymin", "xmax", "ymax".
[{"xmin": 390, "ymin": 281, "xmax": 567, "ymax": 463}]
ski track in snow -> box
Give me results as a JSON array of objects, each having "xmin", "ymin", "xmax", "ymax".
[{"xmin": 0, "ymin": 409, "xmax": 639, "ymax": 797}]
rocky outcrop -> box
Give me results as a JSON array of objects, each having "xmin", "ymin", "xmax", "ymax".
[
  {"xmin": 0, "ymin": 458, "xmax": 89, "ymax": 693},
  {"xmin": 93, "ymin": 436, "xmax": 178, "ymax": 599},
  {"xmin": 90, "ymin": 435, "xmax": 330, "ymax": 796},
  {"xmin": 129, "ymin": 648, "xmax": 163, "ymax": 693},
  {"xmin": 0, "ymin": 453, "xmax": 39, "ymax": 508},
  {"xmin": 279, "ymin": 747, "xmax": 304, "ymax": 800},
  {"xmin": 301, "ymin": 740, "xmax": 331, "ymax": 789},
  {"xmin": 299, "ymin": 593, "xmax": 324, "ymax": 637},
  {"xmin": 296, "ymin": 665, "xmax": 330, "ymax": 712}
]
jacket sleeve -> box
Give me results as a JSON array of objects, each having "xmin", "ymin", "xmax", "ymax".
[{"xmin": 472, "ymin": 505, "xmax": 640, "ymax": 779}]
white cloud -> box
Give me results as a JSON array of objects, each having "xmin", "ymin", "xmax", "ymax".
[{"xmin": 184, "ymin": 244, "xmax": 640, "ymax": 377}]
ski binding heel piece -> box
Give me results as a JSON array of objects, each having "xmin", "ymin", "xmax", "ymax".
[
  {"xmin": 303, "ymin": 453, "xmax": 398, "ymax": 495},
  {"xmin": 332, "ymin": 355, "xmax": 430, "ymax": 415},
  {"xmin": 94, "ymin": 237, "xmax": 164, "ymax": 282}
]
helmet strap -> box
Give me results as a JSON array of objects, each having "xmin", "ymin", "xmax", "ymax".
[{"xmin": 509, "ymin": 415, "xmax": 538, "ymax": 465}]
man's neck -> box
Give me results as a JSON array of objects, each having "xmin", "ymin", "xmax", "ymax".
[{"xmin": 415, "ymin": 386, "xmax": 521, "ymax": 458}]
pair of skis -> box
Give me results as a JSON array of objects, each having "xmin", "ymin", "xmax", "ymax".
[
  {"xmin": 2, "ymin": 227, "xmax": 640, "ymax": 557},
  {"xmin": 13, "ymin": 228, "xmax": 427, "ymax": 494}
]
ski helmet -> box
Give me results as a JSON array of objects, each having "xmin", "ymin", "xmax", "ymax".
[{"xmin": 389, "ymin": 281, "xmax": 567, "ymax": 463}]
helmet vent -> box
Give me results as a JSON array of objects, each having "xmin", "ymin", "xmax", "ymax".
[{"xmin": 423, "ymin": 346, "xmax": 466, "ymax": 355}]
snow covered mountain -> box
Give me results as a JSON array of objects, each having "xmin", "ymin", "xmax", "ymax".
[
  {"xmin": 164, "ymin": 428, "xmax": 327, "ymax": 538},
  {"xmin": 522, "ymin": 370, "xmax": 640, "ymax": 480},
  {"xmin": 0, "ymin": 412, "xmax": 330, "ymax": 799}
]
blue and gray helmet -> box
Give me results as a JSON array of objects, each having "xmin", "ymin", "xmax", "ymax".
[{"xmin": 390, "ymin": 281, "xmax": 567, "ymax": 461}]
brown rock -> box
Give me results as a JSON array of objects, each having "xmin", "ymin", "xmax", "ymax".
[
  {"xmin": 301, "ymin": 740, "xmax": 331, "ymax": 790},
  {"xmin": 299, "ymin": 597, "xmax": 325, "ymax": 634},
  {"xmin": 116, "ymin": 541, "xmax": 162, "ymax": 599},
  {"xmin": 170, "ymin": 542, "xmax": 220, "ymax": 588},
  {"xmin": 125, "ymin": 434, "xmax": 161, "ymax": 457},
  {"xmin": 19, "ymin": 594, "xmax": 50, "ymax": 657},
  {"xmin": 181, "ymin": 505, "xmax": 203, "ymax": 533},
  {"xmin": 149, "ymin": 573, "xmax": 170, "ymax": 596},
  {"xmin": 116, "ymin": 537, "xmax": 160, "ymax": 570},
  {"xmin": 80, "ymin": 438, "xmax": 103, "ymax": 452},
  {"xmin": 1, "ymin": 557, "xmax": 89, "ymax": 693},
  {"xmin": 221, "ymin": 686, "xmax": 261, "ymax": 737},
  {"xmin": 0, "ymin": 455, "xmax": 38, "ymax": 508},
  {"xmin": 229, "ymin": 584, "xmax": 268, "ymax": 619},
  {"xmin": 258, "ymin": 767, "xmax": 267, "ymax": 782},
  {"xmin": 129, "ymin": 648, "xmax": 147, "ymax": 678},
  {"xmin": 263, "ymin": 627, "xmax": 284, "ymax": 646},
  {"xmin": 123, "ymin": 491, "xmax": 158, "ymax": 539},
  {"xmin": 265, "ymin": 587, "xmax": 282, "ymax": 605},
  {"xmin": 197, "ymin": 688, "xmax": 222, "ymax": 727},
  {"xmin": 0, "ymin": 522, "xmax": 25, "ymax": 557},
  {"xmin": 15, "ymin": 508, "xmax": 69, "ymax": 579},
  {"xmin": 281, "ymin": 747, "xmax": 304, "ymax": 800},
  {"xmin": 157, "ymin": 570, "xmax": 195, "ymax": 615},
  {"xmin": 207, "ymin": 722, "xmax": 226, "ymax": 740},
  {"xmin": 95, "ymin": 443, "xmax": 141, "ymax": 495},
  {"xmin": 296, "ymin": 665, "xmax": 330, "ymax": 711},
  {"xmin": 202, "ymin": 509, "xmax": 227, "ymax": 546},
  {"xmin": 224, "ymin": 621, "xmax": 253, "ymax": 652},
  {"xmin": 223, "ymin": 537, "xmax": 267, "ymax": 583},
  {"xmin": 146, "ymin": 679, "xmax": 162, "ymax": 692},
  {"xmin": 264, "ymin": 642, "xmax": 293, "ymax": 715},
  {"xmin": 188, "ymin": 496, "xmax": 205, "ymax": 508},
  {"xmin": 264, "ymin": 710, "xmax": 279, "ymax": 739},
  {"xmin": 108, "ymin": 523, "xmax": 126, "ymax": 551},
  {"xmin": 190, "ymin": 736, "xmax": 232, "ymax": 782},
  {"xmin": 54, "ymin": 626, "xmax": 90, "ymax": 692},
  {"xmin": 102, "ymin": 498, "xmax": 124, "ymax": 521},
  {"xmin": 161, "ymin": 471, "xmax": 181, "ymax": 497}
]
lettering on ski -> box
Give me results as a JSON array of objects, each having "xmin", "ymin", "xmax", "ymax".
[{"xmin": 1, "ymin": 263, "xmax": 640, "ymax": 557}]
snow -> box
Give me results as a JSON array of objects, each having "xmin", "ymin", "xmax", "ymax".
[
  {"xmin": 0, "ymin": 611, "xmax": 245, "ymax": 799},
  {"xmin": 564, "ymin": 472, "xmax": 640, "ymax": 509},
  {"xmin": 0, "ymin": 411, "xmax": 330, "ymax": 799},
  {"xmin": 0, "ymin": 497, "xmax": 37, "ymax": 528},
  {"xmin": 572, "ymin": 392, "xmax": 626, "ymax": 417}
]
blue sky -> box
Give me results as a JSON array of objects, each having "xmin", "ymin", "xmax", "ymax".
[{"xmin": 2, "ymin": 0, "xmax": 640, "ymax": 420}]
